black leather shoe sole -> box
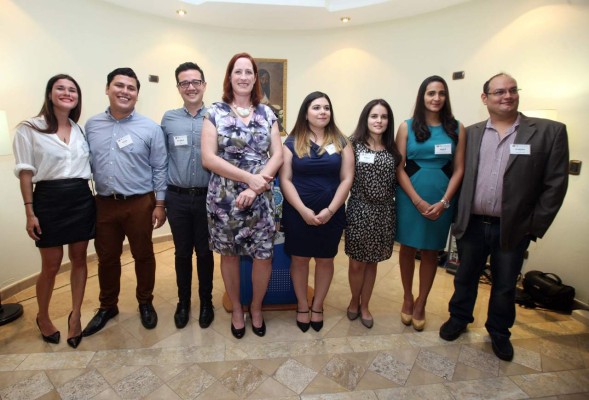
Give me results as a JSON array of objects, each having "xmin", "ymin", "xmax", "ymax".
[
  {"xmin": 439, "ymin": 319, "xmax": 466, "ymax": 341},
  {"xmin": 82, "ymin": 308, "xmax": 119, "ymax": 337},
  {"xmin": 199, "ymin": 307, "xmax": 215, "ymax": 329}
]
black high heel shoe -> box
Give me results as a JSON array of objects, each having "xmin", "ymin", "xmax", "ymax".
[
  {"xmin": 67, "ymin": 312, "xmax": 83, "ymax": 349},
  {"xmin": 36, "ymin": 317, "xmax": 60, "ymax": 344},
  {"xmin": 230, "ymin": 309, "xmax": 245, "ymax": 339},
  {"xmin": 296, "ymin": 310, "xmax": 310, "ymax": 332},
  {"xmin": 310, "ymin": 309, "xmax": 324, "ymax": 332},
  {"xmin": 249, "ymin": 308, "xmax": 266, "ymax": 337}
]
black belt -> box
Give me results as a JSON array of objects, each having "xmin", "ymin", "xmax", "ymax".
[
  {"xmin": 167, "ymin": 185, "xmax": 208, "ymax": 196},
  {"xmin": 98, "ymin": 193, "xmax": 149, "ymax": 200},
  {"xmin": 472, "ymin": 214, "xmax": 500, "ymax": 224}
]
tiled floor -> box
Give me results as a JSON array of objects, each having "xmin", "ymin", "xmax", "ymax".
[{"xmin": 1, "ymin": 238, "xmax": 588, "ymax": 399}]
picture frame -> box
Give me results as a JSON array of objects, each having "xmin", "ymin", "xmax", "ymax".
[{"xmin": 255, "ymin": 58, "xmax": 287, "ymax": 135}]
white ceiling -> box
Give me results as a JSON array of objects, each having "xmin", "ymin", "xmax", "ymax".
[{"xmin": 99, "ymin": 0, "xmax": 473, "ymax": 31}]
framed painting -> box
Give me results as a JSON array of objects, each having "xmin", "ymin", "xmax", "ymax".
[{"xmin": 255, "ymin": 58, "xmax": 287, "ymax": 134}]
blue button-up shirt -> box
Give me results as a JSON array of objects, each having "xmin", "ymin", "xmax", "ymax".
[
  {"xmin": 161, "ymin": 106, "xmax": 210, "ymax": 188},
  {"xmin": 86, "ymin": 108, "xmax": 168, "ymax": 200}
]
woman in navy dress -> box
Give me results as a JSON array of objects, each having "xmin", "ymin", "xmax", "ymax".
[
  {"xmin": 395, "ymin": 75, "xmax": 465, "ymax": 331},
  {"xmin": 280, "ymin": 91, "xmax": 354, "ymax": 332}
]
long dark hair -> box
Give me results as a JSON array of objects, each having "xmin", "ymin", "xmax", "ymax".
[
  {"xmin": 222, "ymin": 52, "xmax": 262, "ymax": 106},
  {"xmin": 289, "ymin": 91, "xmax": 346, "ymax": 158},
  {"xmin": 22, "ymin": 74, "xmax": 82, "ymax": 133},
  {"xmin": 351, "ymin": 99, "xmax": 401, "ymax": 166},
  {"xmin": 411, "ymin": 75, "xmax": 458, "ymax": 142}
]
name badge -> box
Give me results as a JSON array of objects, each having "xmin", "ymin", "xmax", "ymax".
[
  {"xmin": 174, "ymin": 135, "xmax": 188, "ymax": 146},
  {"xmin": 510, "ymin": 144, "xmax": 531, "ymax": 155},
  {"xmin": 325, "ymin": 144, "xmax": 337, "ymax": 155},
  {"xmin": 359, "ymin": 153, "xmax": 375, "ymax": 164},
  {"xmin": 435, "ymin": 143, "xmax": 452, "ymax": 155},
  {"xmin": 116, "ymin": 135, "xmax": 133, "ymax": 149}
]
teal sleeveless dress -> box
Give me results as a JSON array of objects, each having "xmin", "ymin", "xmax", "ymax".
[{"xmin": 395, "ymin": 119, "xmax": 457, "ymax": 250}]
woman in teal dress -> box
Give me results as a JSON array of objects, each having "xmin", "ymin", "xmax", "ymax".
[{"xmin": 395, "ymin": 75, "xmax": 465, "ymax": 331}]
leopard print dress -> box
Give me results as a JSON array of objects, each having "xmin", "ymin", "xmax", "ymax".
[{"xmin": 345, "ymin": 141, "xmax": 397, "ymax": 263}]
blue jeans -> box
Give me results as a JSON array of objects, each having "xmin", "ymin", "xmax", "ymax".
[
  {"xmin": 448, "ymin": 215, "xmax": 531, "ymax": 338},
  {"xmin": 166, "ymin": 189, "xmax": 214, "ymax": 305}
]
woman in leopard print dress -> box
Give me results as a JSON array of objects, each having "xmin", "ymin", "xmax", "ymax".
[{"xmin": 345, "ymin": 99, "xmax": 401, "ymax": 328}]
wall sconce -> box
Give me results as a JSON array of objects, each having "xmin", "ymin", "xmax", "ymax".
[{"xmin": 0, "ymin": 110, "xmax": 11, "ymax": 156}]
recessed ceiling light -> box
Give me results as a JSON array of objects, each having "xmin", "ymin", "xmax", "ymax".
[
  {"xmin": 176, "ymin": 9, "xmax": 187, "ymax": 16},
  {"xmin": 340, "ymin": 16, "xmax": 351, "ymax": 23}
]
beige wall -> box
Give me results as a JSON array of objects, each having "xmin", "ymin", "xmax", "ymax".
[{"xmin": 1, "ymin": 0, "xmax": 587, "ymax": 302}]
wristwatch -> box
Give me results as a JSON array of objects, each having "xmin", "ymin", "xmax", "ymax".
[{"xmin": 440, "ymin": 198, "xmax": 450, "ymax": 209}]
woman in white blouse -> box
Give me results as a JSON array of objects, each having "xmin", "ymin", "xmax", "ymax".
[{"xmin": 13, "ymin": 74, "xmax": 95, "ymax": 349}]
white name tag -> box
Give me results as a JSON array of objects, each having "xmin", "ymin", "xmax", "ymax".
[
  {"xmin": 510, "ymin": 144, "xmax": 531, "ymax": 155},
  {"xmin": 174, "ymin": 135, "xmax": 188, "ymax": 146},
  {"xmin": 116, "ymin": 135, "xmax": 133, "ymax": 149},
  {"xmin": 358, "ymin": 153, "xmax": 375, "ymax": 164},
  {"xmin": 325, "ymin": 144, "xmax": 337, "ymax": 155},
  {"xmin": 435, "ymin": 143, "xmax": 452, "ymax": 155}
]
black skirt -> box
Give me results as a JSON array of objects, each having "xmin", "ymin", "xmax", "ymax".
[{"xmin": 33, "ymin": 179, "xmax": 96, "ymax": 248}]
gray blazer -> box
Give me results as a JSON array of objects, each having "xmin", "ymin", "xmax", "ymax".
[{"xmin": 452, "ymin": 114, "xmax": 569, "ymax": 250}]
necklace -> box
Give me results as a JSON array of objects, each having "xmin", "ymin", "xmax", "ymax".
[{"xmin": 233, "ymin": 103, "xmax": 253, "ymax": 117}]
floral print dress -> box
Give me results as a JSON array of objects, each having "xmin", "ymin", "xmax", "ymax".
[{"xmin": 205, "ymin": 102, "xmax": 277, "ymax": 259}]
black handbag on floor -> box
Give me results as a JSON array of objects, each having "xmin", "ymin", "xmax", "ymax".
[{"xmin": 522, "ymin": 270, "xmax": 575, "ymax": 312}]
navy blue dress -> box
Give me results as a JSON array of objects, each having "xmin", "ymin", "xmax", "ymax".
[{"xmin": 281, "ymin": 136, "xmax": 346, "ymax": 258}]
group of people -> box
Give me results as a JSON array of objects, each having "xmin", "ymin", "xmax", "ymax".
[{"xmin": 14, "ymin": 52, "xmax": 569, "ymax": 362}]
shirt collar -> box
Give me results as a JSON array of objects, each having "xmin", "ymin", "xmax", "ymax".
[
  {"xmin": 105, "ymin": 107, "xmax": 135, "ymax": 122},
  {"xmin": 182, "ymin": 103, "xmax": 205, "ymax": 118},
  {"xmin": 485, "ymin": 113, "xmax": 521, "ymax": 133}
]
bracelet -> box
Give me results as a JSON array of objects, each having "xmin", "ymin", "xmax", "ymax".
[
  {"xmin": 440, "ymin": 197, "xmax": 450, "ymax": 209},
  {"xmin": 24, "ymin": 202, "xmax": 33, "ymax": 205},
  {"xmin": 155, "ymin": 204, "xmax": 165, "ymax": 208},
  {"xmin": 413, "ymin": 199, "xmax": 422, "ymax": 207},
  {"xmin": 326, "ymin": 207, "xmax": 335, "ymax": 216}
]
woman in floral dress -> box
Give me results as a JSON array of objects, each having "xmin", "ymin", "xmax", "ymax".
[{"xmin": 202, "ymin": 53, "xmax": 283, "ymax": 339}]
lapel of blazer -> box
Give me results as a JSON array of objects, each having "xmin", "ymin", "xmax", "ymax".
[
  {"xmin": 469, "ymin": 121, "xmax": 486, "ymax": 173},
  {"xmin": 506, "ymin": 113, "xmax": 536, "ymax": 172}
]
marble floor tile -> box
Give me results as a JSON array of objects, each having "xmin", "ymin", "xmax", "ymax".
[
  {"xmin": 218, "ymin": 361, "xmax": 266, "ymax": 398},
  {"xmin": 444, "ymin": 376, "xmax": 528, "ymax": 399},
  {"xmin": 166, "ymin": 363, "xmax": 216, "ymax": 399},
  {"xmin": 320, "ymin": 354, "xmax": 366, "ymax": 391},
  {"xmin": 0, "ymin": 371, "xmax": 54, "ymax": 400},
  {"xmin": 273, "ymin": 357, "xmax": 317, "ymax": 394},
  {"xmin": 2, "ymin": 239, "xmax": 587, "ymax": 399},
  {"xmin": 55, "ymin": 369, "xmax": 109, "ymax": 400},
  {"xmin": 369, "ymin": 351, "xmax": 413, "ymax": 385},
  {"xmin": 458, "ymin": 345, "xmax": 500, "ymax": 376},
  {"xmin": 112, "ymin": 366, "xmax": 164, "ymax": 399},
  {"xmin": 374, "ymin": 383, "xmax": 455, "ymax": 400},
  {"xmin": 415, "ymin": 348, "xmax": 456, "ymax": 380}
]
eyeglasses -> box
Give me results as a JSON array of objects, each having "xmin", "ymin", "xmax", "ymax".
[
  {"xmin": 486, "ymin": 87, "xmax": 521, "ymax": 97},
  {"xmin": 177, "ymin": 80, "xmax": 204, "ymax": 89}
]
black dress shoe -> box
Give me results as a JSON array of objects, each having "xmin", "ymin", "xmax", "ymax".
[
  {"xmin": 310, "ymin": 309, "xmax": 324, "ymax": 332},
  {"xmin": 439, "ymin": 318, "xmax": 467, "ymax": 341},
  {"xmin": 174, "ymin": 301, "xmax": 191, "ymax": 329},
  {"xmin": 82, "ymin": 307, "xmax": 119, "ymax": 337},
  {"xmin": 198, "ymin": 304, "xmax": 215, "ymax": 329},
  {"xmin": 231, "ymin": 322, "xmax": 245, "ymax": 339},
  {"xmin": 67, "ymin": 311, "xmax": 83, "ymax": 349},
  {"xmin": 139, "ymin": 303, "xmax": 158, "ymax": 329},
  {"xmin": 36, "ymin": 318, "xmax": 60, "ymax": 344},
  {"xmin": 490, "ymin": 335, "xmax": 514, "ymax": 361}
]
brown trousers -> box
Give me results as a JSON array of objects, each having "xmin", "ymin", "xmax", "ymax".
[{"xmin": 94, "ymin": 193, "xmax": 156, "ymax": 308}]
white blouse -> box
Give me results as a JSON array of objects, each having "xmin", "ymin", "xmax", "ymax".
[{"xmin": 13, "ymin": 116, "xmax": 92, "ymax": 182}]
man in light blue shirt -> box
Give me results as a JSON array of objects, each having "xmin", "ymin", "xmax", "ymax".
[
  {"xmin": 82, "ymin": 67, "xmax": 168, "ymax": 337},
  {"xmin": 162, "ymin": 62, "xmax": 214, "ymax": 329}
]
